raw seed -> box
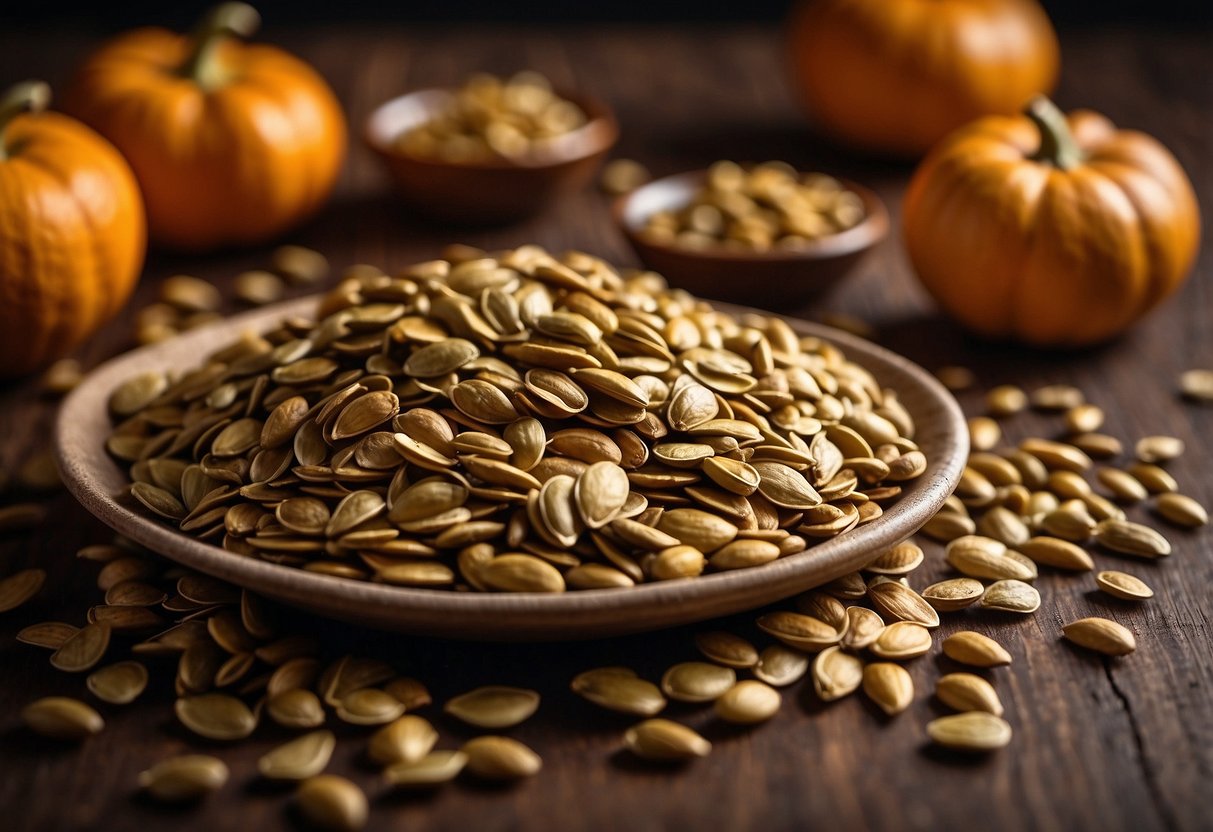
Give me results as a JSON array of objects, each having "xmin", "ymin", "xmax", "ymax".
[
  {"xmin": 694, "ymin": 631, "xmax": 759, "ymax": 668},
  {"xmin": 1017, "ymin": 537, "xmax": 1094, "ymax": 572},
  {"xmin": 927, "ymin": 712, "xmax": 1012, "ymax": 752},
  {"xmin": 936, "ymin": 673, "xmax": 1003, "ymax": 715},
  {"xmin": 1126, "ymin": 463, "xmax": 1178, "ymax": 494},
  {"xmin": 268, "ymin": 689, "xmax": 326, "ymax": 729},
  {"xmin": 0, "ymin": 568, "xmax": 46, "ymax": 612},
  {"xmin": 1062, "ymin": 617, "xmax": 1136, "ymax": 656},
  {"xmin": 259, "ymin": 730, "xmax": 336, "ymax": 780},
  {"xmin": 22, "ymin": 696, "xmax": 104, "ymax": 741},
  {"xmin": 384, "ymin": 750, "xmax": 468, "ymax": 788},
  {"xmin": 86, "ymin": 661, "xmax": 148, "ymax": 705},
  {"xmin": 715, "ymin": 680, "xmax": 781, "ymax": 724},
  {"xmin": 1093, "ymin": 519, "xmax": 1171, "ymax": 558},
  {"xmin": 867, "ymin": 582, "xmax": 940, "ymax": 628},
  {"xmin": 812, "ymin": 646, "xmax": 863, "ymax": 702},
  {"xmin": 921, "ymin": 578, "xmax": 985, "ymax": 612},
  {"xmin": 175, "ymin": 694, "xmax": 257, "ymax": 741},
  {"xmin": 869, "ymin": 622, "xmax": 932, "ymax": 660},
  {"xmin": 368, "ymin": 716, "xmax": 438, "ymax": 766},
  {"xmin": 942, "ymin": 632, "xmax": 1012, "ymax": 667},
  {"xmin": 572, "ymin": 668, "xmax": 666, "ymax": 716},
  {"xmin": 1095, "ymin": 571, "xmax": 1154, "ymax": 601},
  {"xmin": 1098, "ymin": 468, "xmax": 1148, "ymax": 502},
  {"xmin": 660, "ymin": 662, "xmax": 736, "ymax": 703},
  {"xmin": 295, "ymin": 775, "xmax": 367, "ymax": 832},
  {"xmin": 1154, "ymin": 493, "xmax": 1208, "ymax": 528},
  {"xmin": 980, "ymin": 580, "xmax": 1041, "ymax": 614},
  {"xmin": 862, "ymin": 662, "xmax": 913, "ymax": 716},
  {"xmin": 752, "ymin": 645, "xmax": 809, "ymax": 687},
  {"xmin": 337, "ymin": 689, "xmax": 406, "ymax": 726},
  {"xmin": 444, "ymin": 686, "xmax": 539, "ymax": 728},
  {"xmin": 139, "ymin": 755, "xmax": 229, "ymax": 802},
  {"xmin": 462, "ymin": 736, "xmax": 542, "ymax": 780},
  {"xmin": 624, "ymin": 719, "xmax": 712, "ymax": 760},
  {"xmin": 839, "ymin": 606, "xmax": 885, "ymax": 650}
]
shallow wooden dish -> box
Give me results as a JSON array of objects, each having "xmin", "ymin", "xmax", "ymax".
[
  {"xmin": 615, "ymin": 171, "xmax": 888, "ymax": 306},
  {"xmin": 56, "ymin": 295, "xmax": 965, "ymax": 641},
  {"xmin": 365, "ymin": 88, "xmax": 618, "ymax": 223}
]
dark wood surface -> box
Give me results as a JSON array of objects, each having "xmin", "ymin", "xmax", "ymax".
[{"xmin": 1, "ymin": 23, "xmax": 1210, "ymax": 832}]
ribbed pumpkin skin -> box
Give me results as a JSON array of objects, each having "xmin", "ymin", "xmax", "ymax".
[
  {"xmin": 788, "ymin": 0, "xmax": 1060, "ymax": 157},
  {"xmin": 903, "ymin": 109, "xmax": 1201, "ymax": 347},
  {"xmin": 0, "ymin": 112, "xmax": 145, "ymax": 377},
  {"xmin": 64, "ymin": 30, "xmax": 346, "ymax": 252}
]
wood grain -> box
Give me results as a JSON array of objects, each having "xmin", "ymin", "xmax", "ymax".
[{"xmin": 1, "ymin": 23, "xmax": 1210, "ymax": 832}]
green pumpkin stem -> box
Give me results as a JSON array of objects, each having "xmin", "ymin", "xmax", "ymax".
[
  {"xmin": 1026, "ymin": 96, "xmax": 1085, "ymax": 171},
  {"xmin": 180, "ymin": 3, "xmax": 261, "ymax": 91},
  {"xmin": 0, "ymin": 81, "xmax": 51, "ymax": 162}
]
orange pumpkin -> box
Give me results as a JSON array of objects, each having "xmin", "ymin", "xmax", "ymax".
[
  {"xmin": 0, "ymin": 81, "xmax": 145, "ymax": 378},
  {"xmin": 64, "ymin": 3, "xmax": 346, "ymax": 252},
  {"xmin": 903, "ymin": 97, "xmax": 1201, "ymax": 347},
  {"xmin": 788, "ymin": 0, "xmax": 1060, "ymax": 157}
]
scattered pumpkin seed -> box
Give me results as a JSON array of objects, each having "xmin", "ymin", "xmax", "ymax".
[
  {"xmin": 660, "ymin": 662, "xmax": 736, "ymax": 703},
  {"xmin": 384, "ymin": 750, "xmax": 469, "ymax": 788},
  {"xmin": 1062, "ymin": 617, "xmax": 1136, "ymax": 656},
  {"xmin": 368, "ymin": 716, "xmax": 438, "ymax": 766},
  {"xmin": 139, "ymin": 755, "xmax": 229, "ymax": 802},
  {"xmin": 624, "ymin": 719, "xmax": 711, "ymax": 760},
  {"xmin": 1094, "ymin": 571, "xmax": 1154, "ymax": 601},
  {"xmin": 295, "ymin": 774, "xmax": 367, "ymax": 832},
  {"xmin": 462, "ymin": 736, "xmax": 542, "ymax": 780},
  {"xmin": 714, "ymin": 680, "xmax": 781, "ymax": 724},
  {"xmin": 22, "ymin": 696, "xmax": 104, "ymax": 741},
  {"xmin": 259, "ymin": 730, "xmax": 336, "ymax": 780},
  {"xmin": 862, "ymin": 662, "xmax": 913, "ymax": 716},
  {"xmin": 444, "ymin": 685, "xmax": 539, "ymax": 728},
  {"xmin": 927, "ymin": 712, "xmax": 1012, "ymax": 752},
  {"xmin": 936, "ymin": 673, "xmax": 1003, "ymax": 715},
  {"xmin": 86, "ymin": 660, "xmax": 148, "ymax": 705}
]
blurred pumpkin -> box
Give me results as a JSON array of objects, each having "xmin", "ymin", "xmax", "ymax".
[
  {"xmin": 0, "ymin": 81, "xmax": 145, "ymax": 378},
  {"xmin": 903, "ymin": 97, "xmax": 1200, "ymax": 347},
  {"xmin": 788, "ymin": 0, "xmax": 1060, "ymax": 157},
  {"xmin": 64, "ymin": 3, "xmax": 346, "ymax": 252}
]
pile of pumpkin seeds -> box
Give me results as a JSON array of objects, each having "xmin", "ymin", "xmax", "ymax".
[
  {"xmin": 394, "ymin": 72, "xmax": 589, "ymax": 163},
  {"xmin": 106, "ymin": 245, "xmax": 926, "ymax": 592},
  {"xmin": 640, "ymin": 161, "xmax": 866, "ymax": 251}
]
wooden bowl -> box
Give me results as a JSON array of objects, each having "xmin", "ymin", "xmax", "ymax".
[
  {"xmin": 56, "ymin": 295, "xmax": 966, "ymax": 641},
  {"xmin": 615, "ymin": 171, "xmax": 889, "ymax": 306},
  {"xmin": 365, "ymin": 88, "xmax": 618, "ymax": 223}
]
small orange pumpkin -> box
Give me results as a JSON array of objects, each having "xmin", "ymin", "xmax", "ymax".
[
  {"xmin": 64, "ymin": 3, "xmax": 346, "ymax": 252},
  {"xmin": 903, "ymin": 97, "xmax": 1201, "ymax": 347},
  {"xmin": 788, "ymin": 0, "xmax": 1060, "ymax": 157},
  {"xmin": 0, "ymin": 81, "xmax": 145, "ymax": 378}
]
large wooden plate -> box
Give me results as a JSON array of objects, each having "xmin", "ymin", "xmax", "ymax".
[{"xmin": 56, "ymin": 296, "xmax": 967, "ymax": 641}]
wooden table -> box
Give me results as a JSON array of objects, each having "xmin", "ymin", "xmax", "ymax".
[{"xmin": 1, "ymin": 23, "xmax": 1209, "ymax": 832}]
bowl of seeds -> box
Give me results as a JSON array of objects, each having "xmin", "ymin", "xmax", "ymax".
[
  {"xmin": 366, "ymin": 72, "xmax": 618, "ymax": 223},
  {"xmin": 615, "ymin": 162, "xmax": 888, "ymax": 307},
  {"xmin": 56, "ymin": 246, "xmax": 965, "ymax": 640}
]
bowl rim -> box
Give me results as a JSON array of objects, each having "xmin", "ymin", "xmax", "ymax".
[
  {"xmin": 364, "ymin": 86, "xmax": 619, "ymax": 172},
  {"xmin": 614, "ymin": 169, "xmax": 889, "ymax": 263},
  {"xmin": 55, "ymin": 294, "xmax": 965, "ymax": 638}
]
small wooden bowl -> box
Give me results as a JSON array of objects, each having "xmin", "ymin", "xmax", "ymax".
[
  {"xmin": 56, "ymin": 295, "xmax": 965, "ymax": 642},
  {"xmin": 615, "ymin": 171, "xmax": 888, "ymax": 306},
  {"xmin": 365, "ymin": 88, "xmax": 618, "ymax": 223}
]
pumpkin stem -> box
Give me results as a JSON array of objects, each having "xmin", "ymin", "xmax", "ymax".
[
  {"xmin": 1026, "ymin": 96, "xmax": 1084, "ymax": 171},
  {"xmin": 180, "ymin": 2, "xmax": 261, "ymax": 91},
  {"xmin": 0, "ymin": 81, "xmax": 51, "ymax": 162}
]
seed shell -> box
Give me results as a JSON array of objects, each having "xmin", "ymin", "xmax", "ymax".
[{"xmin": 1094, "ymin": 571, "xmax": 1154, "ymax": 601}]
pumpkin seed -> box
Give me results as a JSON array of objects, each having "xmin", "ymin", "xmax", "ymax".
[
  {"xmin": 715, "ymin": 680, "xmax": 781, "ymax": 724},
  {"xmin": 268, "ymin": 689, "xmax": 326, "ymax": 729},
  {"xmin": 175, "ymin": 693, "xmax": 257, "ymax": 740},
  {"xmin": 869, "ymin": 622, "xmax": 932, "ymax": 660},
  {"xmin": 1135, "ymin": 435, "xmax": 1184, "ymax": 464},
  {"xmin": 839, "ymin": 606, "xmax": 885, "ymax": 650},
  {"xmin": 1062, "ymin": 617, "xmax": 1136, "ymax": 656},
  {"xmin": 752, "ymin": 645, "xmax": 809, "ymax": 687},
  {"xmin": 1030, "ymin": 384, "xmax": 1083, "ymax": 411},
  {"xmin": 139, "ymin": 755, "xmax": 229, "ymax": 802},
  {"xmin": 867, "ymin": 582, "xmax": 940, "ymax": 628},
  {"xmin": 1097, "ymin": 468, "xmax": 1148, "ymax": 502},
  {"xmin": 1154, "ymin": 493, "xmax": 1208, "ymax": 528},
  {"xmin": 295, "ymin": 775, "xmax": 367, "ymax": 832},
  {"xmin": 462, "ymin": 736, "xmax": 542, "ymax": 780},
  {"xmin": 571, "ymin": 667, "xmax": 666, "ymax": 716},
  {"xmin": 980, "ymin": 580, "xmax": 1041, "ymax": 614},
  {"xmin": 921, "ymin": 578, "xmax": 985, "ymax": 612},
  {"xmin": 942, "ymin": 631, "xmax": 1012, "ymax": 667},
  {"xmin": 17, "ymin": 621, "xmax": 78, "ymax": 649},
  {"xmin": 862, "ymin": 662, "xmax": 913, "ymax": 716},
  {"xmin": 927, "ymin": 712, "xmax": 1012, "ymax": 752},
  {"xmin": 694, "ymin": 631, "xmax": 759, "ymax": 668},
  {"xmin": 756, "ymin": 611, "xmax": 840, "ymax": 652},
  {"xmin": 660, "ymin": 662, "xmax": 736, "ymax": 703},
  {"xmin": 986, "ymin": 385, "xmax": 1027, "ymax": 417},
  {"xmin": 444, "ymin": 685, "xmax": 539, "ymax": 728},
  {"xmin": 0, "ymin": 568, "xmax": 46, "ymax": 612},
  {"xmin": 50, "ymin": 622, "xmax": 111, "ymax": 672},
  {"xmin": 384, "ymin": 750, "xmax": 469, "ymax": 789},
  {"xmin": 812, "ymin": 646, "xmax": 863, "ymax": 702},
  {"xmin": 22, "ymin": 696, "xmax": 104, "ymax": 741},
  {"xmin": 937, "ymin": 673, "xmax": 1003, "ymax": 715},
  {"xmin": 336, "ymin": 689, "xmax": 406, "ymax": 726},
  {"xmin": 1095, "ymin": 571, "xmax": 1154, "ymax": 601},
  {"xmin": 1126, "ymin": 463, "xmax": 1178, "ymax": 494},
  {"xmin": 624, "ymin": 719, "xmax": 712, "ymax": 760},
  {"xmin": 368, "ymin": 716, "xmax": 438, "ymax": 766},
  {"xmin": 1093, "ymin": 519, "xmax": 1171, "ymax": 558},
  {"xmin": 1017, "ymin": 537, "xmax": 1094, "ymax": 571},
  {"xmin": 1179, "ymin": 368, "xmax": 1213, "ymax": 402},
  {"xmin": 86, "ymin": 661, "xmax": 148, "ymax": 705},
  {"xmin": 259, "ymin": 730, "xmax": 336, "ymax": 780}
]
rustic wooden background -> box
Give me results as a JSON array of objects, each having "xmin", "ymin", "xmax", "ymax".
[{"xmin": 0, "ymin": 23, "xmax": 1209, "ymax": 832}]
